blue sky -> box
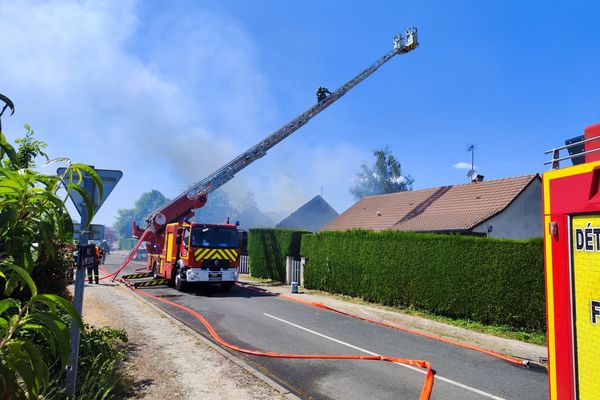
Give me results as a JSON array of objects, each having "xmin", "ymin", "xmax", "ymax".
[{"xmin": 1, "ymin": 1, "xmax": 599, "ymax": 226}]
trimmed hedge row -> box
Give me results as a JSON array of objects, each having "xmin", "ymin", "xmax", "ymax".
[
  {"xmin": 301, "ymin": 230, "xmax": 545, "ymax": 331},
  {"xmin": 248, "ymin": 228, "xmax": 309, "ymax": 281}
]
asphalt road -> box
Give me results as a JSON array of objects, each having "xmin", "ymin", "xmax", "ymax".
[{"xmin": 101, "ymin": 254, "xmax": 548, "ymax": 400}]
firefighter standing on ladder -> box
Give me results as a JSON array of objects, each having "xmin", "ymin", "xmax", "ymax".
[{"xmin": 316, "ymin": 87, "xmax": 332, "ymax": 102}]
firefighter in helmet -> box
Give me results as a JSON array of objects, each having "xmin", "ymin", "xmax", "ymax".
[
  {"xmin": 88, "ymin": 245, "xmax": 101, "ymax": 284},
  {"xmin": 100, "ymin": 240, "xmax": 109, "ymax": 263},
  {"xmin": 316, "ymin": 87, "xmax": 332, "ymax": 102}
]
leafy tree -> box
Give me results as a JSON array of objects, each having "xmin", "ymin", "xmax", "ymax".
[
  {"xmin": 349, "ymin": 146, "xmax": 414, "ymax": 200},
  {"xmin": 133, "ymin": 190, "xmax": 170, "ymax": 225},
  {"xmin": 113, "ymin": 190, "xmax": 169, "ymax": 238},
  {"xmin": 113, "ymin": 208, "xmax": 136, "ymax": 238},
  {"xmin": 0, "ymin": 125, "xmax": 94, "ymax": 399}
]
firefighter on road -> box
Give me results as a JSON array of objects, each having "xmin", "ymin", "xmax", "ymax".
[
  {"xmin": 100, "ymin": 240, "xmax": 109, "ymax": 263},
  {"xmin": 88, "ymin": 245, "xmax": 101, "ymax": 284}
]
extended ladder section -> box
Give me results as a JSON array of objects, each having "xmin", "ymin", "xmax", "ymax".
[{"xmin": 144, "ymin": 28, "xmax": 418, "ymax": 233}]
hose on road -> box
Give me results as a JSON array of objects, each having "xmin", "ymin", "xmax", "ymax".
[
  {"xmin": 240, "ymin": 283, "xmax": 529, "ymax": 367},
  {"xmin": 99, "ymin": 229, "xmax": 150, "ymax": 281},
  {"xmin": 104, "ymin": 269, "xmax": 435, "ymax": 400}
]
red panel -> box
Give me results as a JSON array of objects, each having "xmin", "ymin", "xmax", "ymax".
[
  {"xmin": 549, "ymin": 213, "xmax": 575, "ymax": 398},
  {"xmin": 585, "ymin": 123, "xmax": 600, "ymax": 163},
  {"xmin": 549, "ymin": 170, "xmax": 600, "ymax": 215}
]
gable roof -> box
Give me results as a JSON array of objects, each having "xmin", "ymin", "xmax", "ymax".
[
  {"xmin": 321, "ymin": 174, "xmax": 540, "ymax": 232},
  {"xmin": 276, "ymin": 195, "xmax": 339, "ymax": 232}
]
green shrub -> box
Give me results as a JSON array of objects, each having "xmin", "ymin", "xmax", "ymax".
[
  {"xmin": 0, "ymin": 124, "xmax": 100, "ymax": 399},
  {"xmin": 248, "ymin": 229, "xmax": 309, "ymax": 281},
  {"xmin": 42, "ymin": 319, "xmax": 128, "ymax": 400},
  {"xmin": 301, "ymin": 230, "xmax": 545, "ymax": 331}
]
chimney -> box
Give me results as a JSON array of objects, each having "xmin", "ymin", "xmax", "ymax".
[{"xmin": 471, "ymin": 174, "xmax": 484, "ymax": 183}]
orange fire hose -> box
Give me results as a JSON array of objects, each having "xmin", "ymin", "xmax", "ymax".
[
  {"xmin": 101, "ymin": 267, "xmax": 435, "ymax": 400},
  {"xmin": 99, "ymin": 229, "xmax": 150, "ymax": 281},
  {"xmin": 240, "ymin": 283, "xmax": 529, "ymax": 367}
]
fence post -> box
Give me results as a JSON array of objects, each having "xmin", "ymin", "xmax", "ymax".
[
  {"xmin": 300, "ymin": 257, "xmax": 305, "ymax": 287},
  {"xmin": 285, "ymin": 256, "xmax": 292, "ymax": 284}
]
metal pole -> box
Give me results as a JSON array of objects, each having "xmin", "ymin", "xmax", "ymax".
[{"xmin": 65, "ymin": 174, "xmax": 94, "ymax": 395}]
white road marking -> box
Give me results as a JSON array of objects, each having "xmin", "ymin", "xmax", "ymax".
[{"xmin": 263, "ymin": 313, "xmax": 507, "ymax": 400}]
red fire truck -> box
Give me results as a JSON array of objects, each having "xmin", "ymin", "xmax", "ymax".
[
  {"xmin": 130, "ymin": 29, "xmax": 419, "ymax": 291},
  {"xmin": 148, "ymin": 222, "xmax": 240, "ymax": 291},
  {"xmin": 543, "ymin": 122, "xmax": 600, "ymax": 400}
]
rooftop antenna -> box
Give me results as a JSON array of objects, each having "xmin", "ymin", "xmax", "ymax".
[{"xmin": 467, "ymin": 143, "xmax": 476, "ymax": 181}]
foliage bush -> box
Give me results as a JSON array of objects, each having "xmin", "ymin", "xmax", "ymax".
[
  {"xmin": 248, "ymin": 229, "xmax": 309, "ymax": 281},
  {"xmin": 43, "ymin": 318, "xmax": 128, "ymax": 400},
  {"xmin": 0, "ymin": 121, "xmax": 101, "ymax": 399},
  {"xmin": 30, "ymin": 241, "xmax": 76, "ymax": 299},
  {"xmin": 301, "ymin": 230, "xmax": 545, "ymax": 331}
]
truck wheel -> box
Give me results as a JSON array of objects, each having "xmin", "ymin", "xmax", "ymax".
[
  {"xmin": 152, "ymin": 263, "xmax": 160, "ymax": 278},
  {"xmin": 175, "ymin": 272, "xmax": 187, "ymax": 292},
  {"xmin": 221, "ymin": 282, "xmax": 234, "ymax": 291}
]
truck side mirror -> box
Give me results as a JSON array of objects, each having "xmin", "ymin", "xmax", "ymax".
[
  {"xmin": 176, "ymin": 236, "xmax": 182, "ymax": 245},
  {"xmin": 177, "ymin": 227, "xmax": 184, "ymax": 235}
]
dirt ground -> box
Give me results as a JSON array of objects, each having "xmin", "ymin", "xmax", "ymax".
[{"xmin": 81, "ymin": 282, "xmax": 290, "ymax": 400}]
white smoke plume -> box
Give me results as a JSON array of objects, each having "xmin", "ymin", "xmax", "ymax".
[{"xmin": 0, "ymin": 0, "xmax": 366, "ymax": 225}]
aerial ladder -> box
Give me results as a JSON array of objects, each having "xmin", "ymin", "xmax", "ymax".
[{"xmin": 124, "ymin": 28, "xmax": 419, "ymax": 281}]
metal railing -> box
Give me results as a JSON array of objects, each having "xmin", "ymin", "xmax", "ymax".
[
  {"xmin": 545, "ymin": 135, "xmax": 600, "ymax": 169},
  {"xmin": 291, "ymin": 259, "xmax": 302, "ymax": 284},
  {"xmin": 239, "ymin": 255, "xmax": 250, "ymax": 274}
]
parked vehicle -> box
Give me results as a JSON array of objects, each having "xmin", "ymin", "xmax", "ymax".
[{"xmin": 146, "ymin": 222, "xmax": 239, "ymax": 291}]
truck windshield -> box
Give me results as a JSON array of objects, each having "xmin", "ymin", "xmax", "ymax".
[{"xmin": 191, "ymin": 227, "xmax": 238, "ymax": 248}]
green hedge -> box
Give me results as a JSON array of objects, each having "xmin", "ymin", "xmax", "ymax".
[
  {"xmin": 248, "ymin": 228, "xmax": 309, "ymax": 281},
  {"xmin": 301, "ymin": 230, "xmax": 545, "ymax": 331}
]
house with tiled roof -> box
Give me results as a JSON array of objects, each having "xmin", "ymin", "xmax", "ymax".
[
  {"xmin": 322, "ymin": 174, "xmax": 542, "ymax": 239},
  {"xmin": 276, "ymin": 195, "xmax": 338, "ymax": 232}
]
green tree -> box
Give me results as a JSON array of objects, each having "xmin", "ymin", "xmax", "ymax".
[
  {"xmin": 113, "ymin": 190, "xmax": 169, "ymax": 238},
  {"xmin": 349, "ymin": 146, "xmax": 414, "ymax": 200},
  {"xmin": 113, "ymin": 208, "xmax": 136, "ymax": 238}
]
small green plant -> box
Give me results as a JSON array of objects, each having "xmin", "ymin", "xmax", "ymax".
[{"xmin": 42, "ymin": 323, "xmax": 128, "ymax": 400}]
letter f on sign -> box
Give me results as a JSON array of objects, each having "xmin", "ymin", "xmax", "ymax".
[{"xmin": 592, "ymin": 300, "xmax": 600, "ymax": 325}]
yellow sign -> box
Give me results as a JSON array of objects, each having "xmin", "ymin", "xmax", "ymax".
[{"xmin": 571, "ymin": 214, "xmax": 600, "ymax": 400}]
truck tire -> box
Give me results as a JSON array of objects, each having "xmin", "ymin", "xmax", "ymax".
[{"xmin": 175, "ymin": 272, "xmax": 187, "ymax": 292}]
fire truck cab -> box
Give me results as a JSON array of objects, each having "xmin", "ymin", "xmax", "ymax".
[{"xmin": 151, "ymin": 222, "xmax": 240, "ymax": 291}]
